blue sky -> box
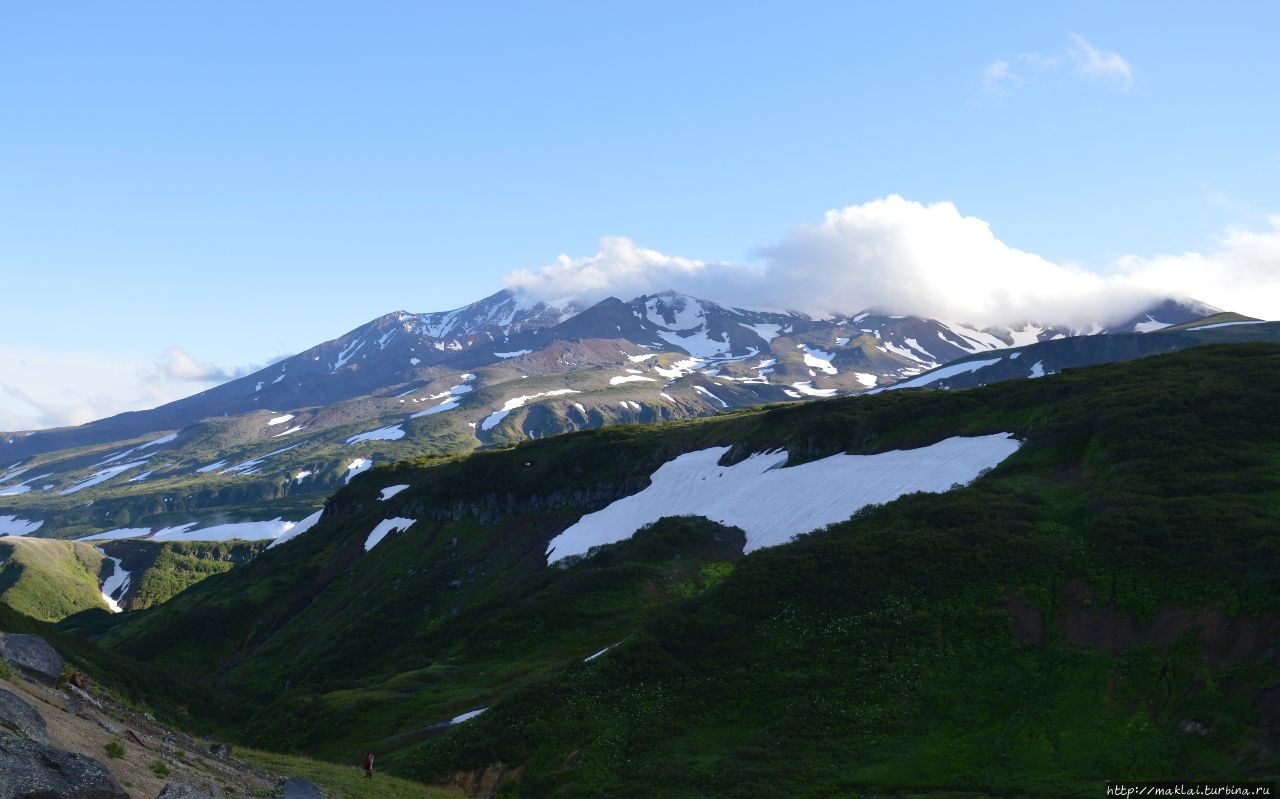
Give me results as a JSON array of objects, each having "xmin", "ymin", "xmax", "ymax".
[{"xmin": 2, "ymin": 1, "xmax": 1278, "ymax": 429}]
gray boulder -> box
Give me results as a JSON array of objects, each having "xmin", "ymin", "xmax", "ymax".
[
  {"xmin": 0, "ymin": 734, "xmax": 129, "ymax": 799},
  {"xmin": 155, "ymin": 781, "xmax": 226, "ymax": 799},
  {"xmin": 0, "ymin": 632, "xmax": 64, "ymax": 685},
  {"xmin": 0, "ymin": 687, "xmax": 48, "ymax": 745},
  {"xmin": 282, "ymin": 777, "xmax": 322, "ymax": 799}
]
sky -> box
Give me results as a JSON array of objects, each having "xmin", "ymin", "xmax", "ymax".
[{"xmin": 2, "ymin": 1, "xmax": 1278, "ymax": 430}]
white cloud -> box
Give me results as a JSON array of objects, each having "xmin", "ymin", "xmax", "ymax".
[
  {"xmin": 503, "ymin": 235, "xmax": 755, "ymax": 305},
  {"xmin": 0, "ymin": 347, "xmax": 226, "ymax": 431},
  {"xmin": 1117, "ymin": 216, "xmax": 1280, "ymax": 321},
  {"xmin": 506, "ymin": 196, "xmax": 1280, "ymax": 329},
  {"xmin": 984, "ymin": 34, "xmax": 1135, "ymax": 95},
  {"xmin": 751, "ymin": 196, "xmax": 1160, "ymax": 327},
  {"xmin": 982, "ymin": 60, "xmax": 1019, "ymax": 94},
  {"xmin": 164, "ymin": 347, "xmax": 221, "ymax": 381},
  {"xmin": 1067, "ymin": 33, "xmax": 1135, "ymax": 91}
]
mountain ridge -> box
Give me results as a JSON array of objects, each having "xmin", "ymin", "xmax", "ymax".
[{"xmin": 0, "ymin": 287, "xmax": 1252, "ymax": 545}]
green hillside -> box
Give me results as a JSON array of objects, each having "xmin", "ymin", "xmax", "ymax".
[
  {"xmin": 72, "ymin": 343, "xmax": 1280, "ymax": 796},
  {"xmin": 0, "ymin": 537, "xmax": 109, "ymax": 620}
]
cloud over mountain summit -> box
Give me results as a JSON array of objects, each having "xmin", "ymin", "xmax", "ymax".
[{"xmin": 505, "ymin": 196, "xmax": 1280, "ymax": 328}]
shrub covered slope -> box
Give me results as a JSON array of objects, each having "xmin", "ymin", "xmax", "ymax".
[{"xmin": 76, "ymin": 344, "xmax": 1280, "ymax": 797}]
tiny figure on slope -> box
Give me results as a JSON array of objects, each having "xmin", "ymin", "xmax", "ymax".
[{"xmin": 363, "ymin": 751, "xmax": 375, "ymax": 778}]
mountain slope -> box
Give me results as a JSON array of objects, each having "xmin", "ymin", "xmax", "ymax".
[
  {"xmin": 0, "ymin": 289, "xmax": 1227, "ymax": 545},
  {"xmin": 0, "ymin": 537, "xmax": 108, "ymax": 621},
  {"xmin": 73, "ymin": 343, "xmax": 1280, "ymax": 796}
]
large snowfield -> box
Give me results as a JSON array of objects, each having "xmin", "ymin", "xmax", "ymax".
[{"xmin": 546, "ymin": 433, "xmax": 1022, "ymax": 564}]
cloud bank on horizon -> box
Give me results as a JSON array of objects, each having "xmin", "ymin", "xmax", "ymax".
[
  {"xmin": 505, "ymin": 195, "xmax": 1280, "ymax": 329},
  {"xmin": 0, "ymin": 347, "xmax": 272, "ymax": 431}
]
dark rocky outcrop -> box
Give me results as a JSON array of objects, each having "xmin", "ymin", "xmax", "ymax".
[
  {"xmin": 0, "ymin": 734, "xmax": 128, "ymax": 799},
  {"xmin": 0, "ymin": 632, "xmax": 65, "ymax": 685},
  {"xmin": 0, "ymin": 687, "xmax": 48, "ymax": 745},
  {"xmin": 155, "ymin": 781, "xmax": 226, "ymax": 799}
]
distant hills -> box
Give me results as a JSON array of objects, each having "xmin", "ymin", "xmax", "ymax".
[{"xmin": 6, "ymin": 286, "xmax": 1271, "ymax": 547}]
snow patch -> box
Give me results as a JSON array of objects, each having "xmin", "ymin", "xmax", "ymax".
[
  {"xmin": 1028, "ymin": 361, "xmax": 1046, "ymax": 378},
  {"xmin": 151, "ymin": 519, "xmax": 286, "ymax": 541},
  {"xmin": 798, "ymin": 345, "xmax": 838, "ymax": 375},
  {"xmin": 742, "ymin": 322, "xmax": 783, "ymax": 341},
  {"xmin": 451, "ymin": 708, "xmax": 488, "ymax": 725},
  {"xmin": 267, "ymin": 414, "xmax": 295, "ymax": 426},
  {"xmin": 480, "ymin": 390, "xmax": 581, "ymax": 432},
  {"xmin": 790, "ymin": 382, "xmax": 837, "ymax": 398},
  {"xmin": 546, "ymin": 434, "xmax": 1021, "ymax": 564},
  {"xmin": 266, "ymin": 510, "xmax": 325, "ymax": 549},
  {"xmin": 610, "ymin": 375, "xmax": 657, "ymax": 385},
  {"xmin": 0, "ymin": 515, "xmax": 42, "ymax": 536},
  {"xmin": 78, "ymin": 528, "xmax": 150, "ymax": 542},
  {"xmin": 96, "ymin": 548, "xmax": 131, "ymax": 613},
  {"xmin": 1184, "ymin": 320, "xmax": 1266, "ymax": 331},
  {"xmin": 365, "ymin": 517, "xmax": 416, "ymax": 551},
  {"xmin": 694, "ymin": 386, "xmax": 729, "ymax": 408},
  {"xmin": 1133, "ymin": 315, "xmax": 1171, "ymax": 333},
  {"xmin": 333, "ymin": 338, "xmax": 365, "ymax": 371},
  {"xmin": 379, "ymin": 484, "xmax": 410, "ymax": 501},
  {"xmin": 222, "ymin": 443, "xmax": 303, "ymax": 475},
  {"xmin": 494, "ymin": 349, "xmax": 532, "ymax": 358},
  {"xmin": 346, "ymin": 424, "xmax": 406, "ymax": 444},
  {"xmin": 346, "ymin": 458, "xmax": 373, "ymax": 482},
  {"xmin": 61, "ymin": 460, "xmax": 151, "ymax": 495},
  {"xmin": 884, "ymin": 357, "xmax": 1003, "ymax": 391}
]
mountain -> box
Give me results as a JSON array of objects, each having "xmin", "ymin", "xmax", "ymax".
[
  {"xmin": 0, "ymin": 288, "xmax": 1245, "ymax": 545},
  {"xmin": 60, "ymin": 342, "xmax": 1280, "ymax": 796}
]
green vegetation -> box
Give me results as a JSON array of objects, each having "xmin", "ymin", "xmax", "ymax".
[
  {"xmin": 35, "ymin": 344, "xmax": 1280, "ymax": 795},
  {"xmin": 238, "ymin": 747, "xmax": 463, "ymax": 799},
  {"xmin": 105, "ymin": 737, "xmax": 125, "ymax": 758},
  {"xmin": 109, "ymin": 539, "xmax": 271, "ymax": 610},
  {"xmin": 150, "ymin": 760, "xmax": 170, "ymax": 778},
  {"xmin": 0, "ymin": 537, "xmax": 108, "ymax": 620}
]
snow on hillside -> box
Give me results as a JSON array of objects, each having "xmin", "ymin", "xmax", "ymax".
[
  {"xmin": 79, "ymin": 511, "xmax": 325, "ymax": 544},
  {"xmin": 345, "ymin": 458, "xmax": 373, "ymax": 482},
  {"xmin": 365, "ymin": 517, "xmax": 416, "ymax": 551},
  {"xmin": 95, "ymin": 547, "xmax": 131, "ymax": 613},
  {"xmin": 882, "ymin": 357, "xmax": 1004, "ymax": 391},
  {"xmin": 346, "ymin": 424, "xmax": 406, "ymax": 444},
  {"xmin": 266, "ymin": 510, "xmax": 324, "ymax": 549},
  {"xmin": 61, "ymin": 459, "xmax": 151, "ymax": 495},
  {"xmin": 151, "ymin": 518, "xmax": 297, "ymax": 542},
  {"xmin": 799, "ymin": 345, "xmax": 838, "ymax": 375},
  {"xmin": 379, "ymin": 484, "xmax": 410, "ymax": 501},
  {"xmin": 546, "ymin": 433, "xmax": 1021, "ymax": 564},
  {"xmin": 0, "ymin": 514, "xmax": 43, "ymax": 536},
  {"xmin": 790, "ymin": 381, "xmax": 836, "ymax": 398},
  {"xmin": 1185, "ymin": 320, "xmax": 1266, "ymax": 331},
  {"xmin": 411, "ymin": 375, "xmax": 476, "ymax": 417},
  {"xmin": 480, "ymin": 389, "xmax": 581, "ymax": 431},
  {"xmin": 78, "ymin": 528, "xmax": 150, "ymax": 541},
  {"xmin": 1132, "ymin": 316, "xmax": 1170, "ymax": 333},
  {"xmin": 222, "ymin": 442, "xmax": 304, "ymax": 475}
]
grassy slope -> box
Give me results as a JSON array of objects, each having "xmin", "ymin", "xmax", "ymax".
[
  {"xmin": 83, "ymin": 344, "xmax": 1280, "ymax": 796},
  {"xmin": 396, "ymin": 343, "xmax": 1280, "ymax": 796},
  {"xmin": 0, "ymin": 537, "xmax": 108, "ymax": 620}
]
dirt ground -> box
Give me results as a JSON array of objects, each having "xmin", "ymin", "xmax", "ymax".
[{"xmin": 3, "ymin": 672, "xmax": 287, "ymax": 798}]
